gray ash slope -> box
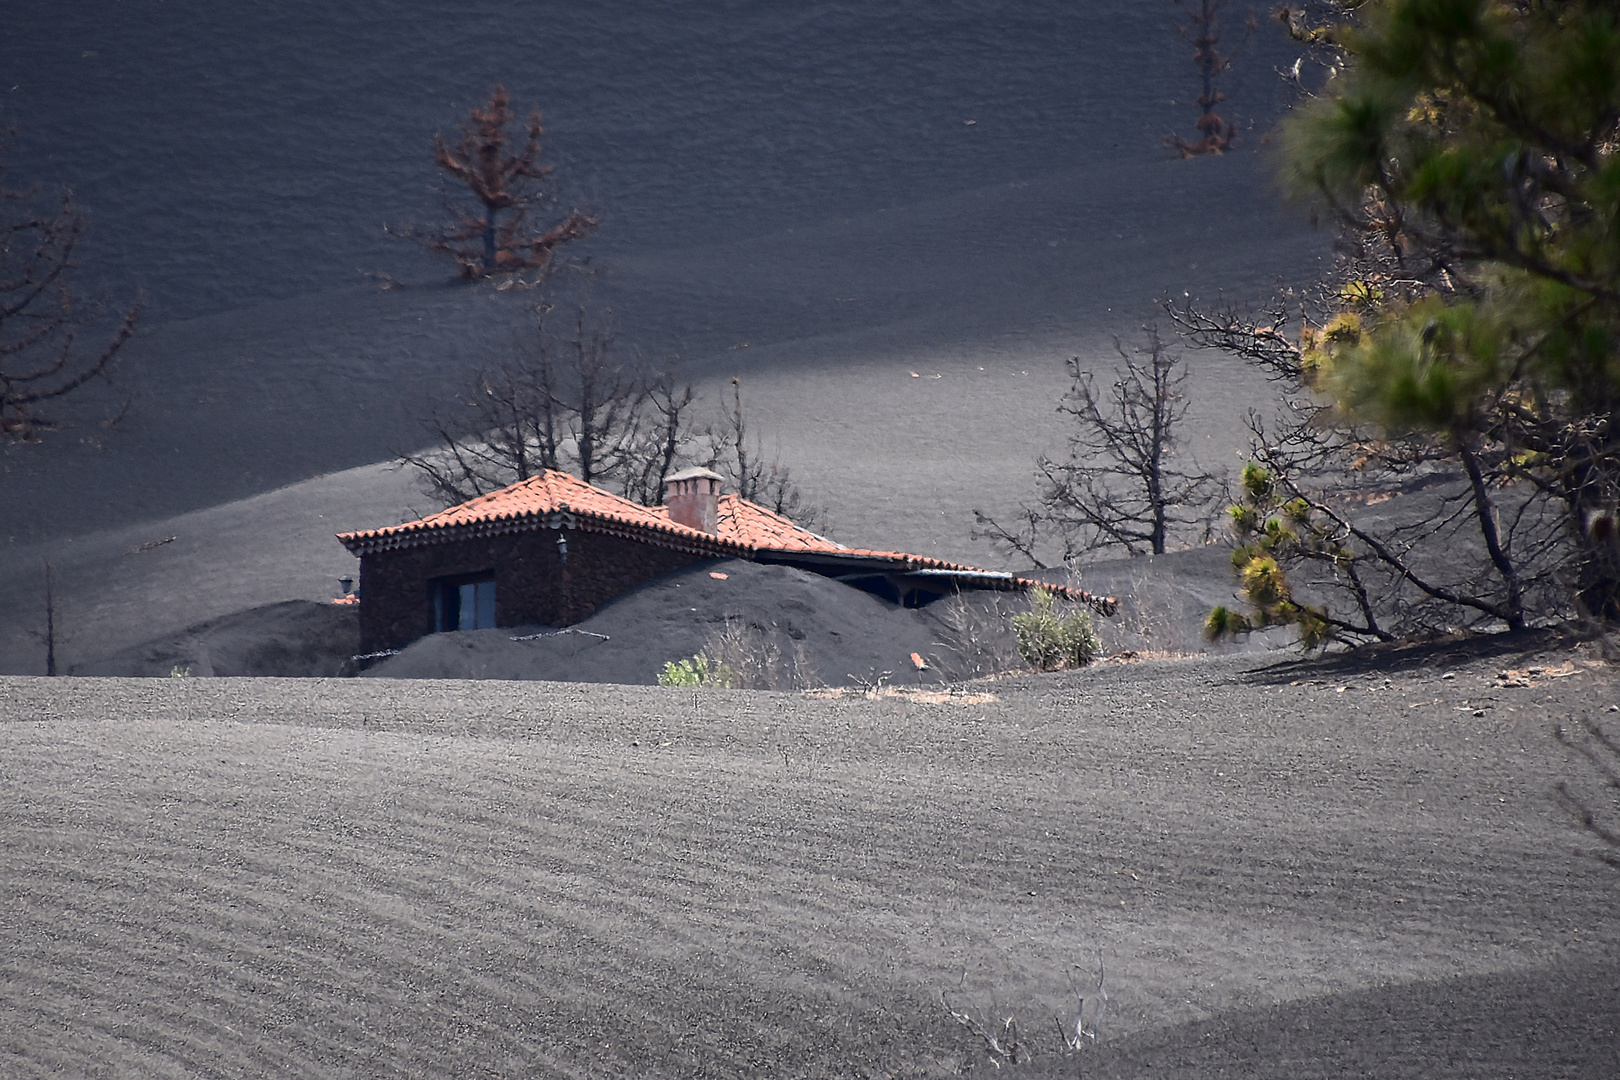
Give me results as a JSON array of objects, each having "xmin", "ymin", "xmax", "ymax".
[
  {"xmin": 0, "ymin": 1, "xmax": 1325, "ymax": 550},
  {"xmin": 3, "ymin": 637, "xmax": 1617, "ymax": 1078},
  {"xmin": 3, "ymin": 3, "xmax": 1304, "ymax": 322}
]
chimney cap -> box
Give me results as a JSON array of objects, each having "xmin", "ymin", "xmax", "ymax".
[{"xmin": 663, "ymin": 466, "xmax": 725, "ymax": 486}]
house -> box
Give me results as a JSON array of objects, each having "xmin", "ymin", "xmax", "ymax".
[{"xmin": 337, "ymin": 467, "xmax": 1114, "ymax": 653}]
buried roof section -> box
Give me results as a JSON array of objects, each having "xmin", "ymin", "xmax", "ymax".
[{"xmin": 338, "ymin": 469, "xmax": 1115, "ymax": 614}]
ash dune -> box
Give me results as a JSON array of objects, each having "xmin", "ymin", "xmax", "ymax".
[
  {"xmin": 4, "ymin": 647, "xmax": 1617, "ymax": 1077},
  {"xmin": 0, "ymin": 2, "xmax": 1318, "ymax": 551}
]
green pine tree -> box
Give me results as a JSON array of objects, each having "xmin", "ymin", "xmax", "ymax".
[{"xmin": 1280, "ymin": 0, "xmax": 1620, "ymax": 617}]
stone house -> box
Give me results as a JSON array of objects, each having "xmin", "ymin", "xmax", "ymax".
[{"xmin": 337, "ymin": 467, "xmax": 1112, "ymax": 653}]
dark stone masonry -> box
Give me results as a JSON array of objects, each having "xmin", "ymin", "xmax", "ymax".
[{"xmin": 356, "ymin": 527, "xmax": 701, "ymax": 652}]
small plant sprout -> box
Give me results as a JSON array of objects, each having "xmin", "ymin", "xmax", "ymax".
[{"xmin": 656, "ymin": 654, "xmax": 734, "ymax": 689}]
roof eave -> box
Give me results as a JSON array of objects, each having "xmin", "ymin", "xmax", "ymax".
[{"xmin": 338, "ymin": 506, "xmax": 749, "ymax": 560}]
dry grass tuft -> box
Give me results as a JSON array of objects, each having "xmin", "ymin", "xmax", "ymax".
[{"xmin": 702, "ymin": 616, "xmax": 816, "ymax": 690}]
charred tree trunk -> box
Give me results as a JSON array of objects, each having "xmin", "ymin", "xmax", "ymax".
[
  {"xmin": 42, "ymin": 559, "xmax": 56, "ymax": 677},
  {"xmin": 1165, "ymin": 0, "xmax": 1239, "ymax": 157}
]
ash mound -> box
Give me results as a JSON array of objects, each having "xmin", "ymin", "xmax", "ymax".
[
  {"xmin": 52, "ymin": 544, "xmax": 1271, "ymax": 683},
  {"xmin": 70, "ymin": 600, "xmax": 358, "ymax": 678},
  {"xmin": 65, "ymin": 559, "xmax": 1036, "ymax": 685},
  {"xmin": 365, "ymin": 558, "xmax": 976, "ymax": 687}
]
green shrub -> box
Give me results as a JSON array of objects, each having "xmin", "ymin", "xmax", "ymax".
[
  {"xmin": 1012, "ymin": 586, "xmax": 1102, "ymax": 672},
  {"xmin": 656, "ymin": 654, "xmax": 735, "ymax": 689}
]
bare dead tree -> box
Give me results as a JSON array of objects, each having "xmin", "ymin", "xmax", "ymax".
[
  {"xmin": 618, "ymin": 371, "xmax": 696, "ymax": 506},
  {"xmin": 42, "ymin": 559, "xmax": 54, "ymax": 676},
  {"xmin": 26, "ymin": 558, "xmax": 59, "ymax": 676},
  {"xmin": 1165, "ymin": 0, "xmax": 1251, "ymax": 157},
  {"xmin": 407, "ymin": 331, "xmax": 827, "ymax": 525},
  {"xmin": 403, "ymin": 85, "xmax": 597, "ymax": 280},
  {"xmin": 403, "ymin": 305, "xmax": 694, "ymax": 506},
  {"xmin": 406, "ymin": 360, "xmax": 549, "ymax": 505},
  {"xmin": 550, "ymin": 308, "xmax": 640, "ymax": 487},
  {"xmin": 1, "ymin": 144, "xmax": 139, "ymax": 442},
  {"xmin": 705, "ymin": 376, "xmax": 825, "ymax": 530},
  {"xmin": 975, "ymin": 328, "xmax": 1222, "ymax": 568}
]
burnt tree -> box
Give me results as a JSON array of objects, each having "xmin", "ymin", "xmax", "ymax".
[
  {"xmin": 1165, "ymin": 0, "xmax": 1246, "ymax": 157},
  {"xmin": 1, "ymin": 147, "xmax": 139, "ymax": 442},
  {"xmin": 977, "ymin": 328, "xmax": 1222, "ymax": 566},
  {"xmin": 415, "ymin": 85, "xmax": 597, "ymax": 280},
  {"xmin": 704, "ymin": 377, "xmax": 824, "ymax": 531},
  {"xmin": 404, "ymin": 306, "xmax": 691, "ymax": 506}
]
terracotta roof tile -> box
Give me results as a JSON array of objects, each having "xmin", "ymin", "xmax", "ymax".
[
  {"xmin": 338, "ymin": 470, "xmax": 729, "ymax": 553},
  {"xmin": 713, "ymin": 495, "xmax": 844, "ymax": 553}
]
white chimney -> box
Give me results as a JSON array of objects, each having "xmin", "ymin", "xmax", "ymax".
[{"xmin": 663, "ymin": 467, "xmax": 724, "ymax": 533}]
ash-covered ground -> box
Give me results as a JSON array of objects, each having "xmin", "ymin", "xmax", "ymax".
[{"xmin": 4, "ymin": 635, "xmax": 1619, "ymax": 1078}]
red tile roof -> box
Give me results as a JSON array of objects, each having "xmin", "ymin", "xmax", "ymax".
[
  {"xmin": 338, "ymin": 469, "xmax": 1115, "ymax": 613},
  {"xmin": 339, "ymin": 470, "xmax": 731, "ymax": 554}
]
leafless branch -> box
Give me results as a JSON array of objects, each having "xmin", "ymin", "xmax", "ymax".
[
  {"xmin": 1, "ymin": 143, "xmax": 140, "ymax": 442},
  {"xmin": 979, "ymin": 327, "xmax": 1222, "ymax": 566},
  {"xmin": 703, "ymin": 377, "xmax": 825, "ymax": 530},
  {"xmin": 403, "ymin": 304, "xmax": 695, "ymax": 507},
  {"xmin": 398, "ymin": 85, "xmax": 598, "ymax": 280}
]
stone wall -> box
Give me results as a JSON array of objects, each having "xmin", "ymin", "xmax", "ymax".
[{"xmin": 356, "ymin": 526, "xmax": 702, "ymax": 652}]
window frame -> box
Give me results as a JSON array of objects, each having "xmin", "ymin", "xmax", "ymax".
[{"xmin": 431, "ymin": 571, "xmax": 497, "ymax": 632}]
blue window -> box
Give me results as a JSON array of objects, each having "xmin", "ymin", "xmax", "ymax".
[{"xmin": 434, "ymin": 574, "xmax": 496, "ymax": 631}]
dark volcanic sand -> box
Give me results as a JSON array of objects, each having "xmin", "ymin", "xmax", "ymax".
[
  {"xmin": 3, "ymin": 636, "xmax": 1617, "ymax": 1077},
  {"xmin": 44, "ymin": 549, "xmax": 1266, "ymax": 685},
  {"xmin": 0, "ymin": 3, "xmax": 1329, "ymax": 673},
  {"xmin": 0, "ymin": 3, "xmax": 1323, "ymax": 559}
]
